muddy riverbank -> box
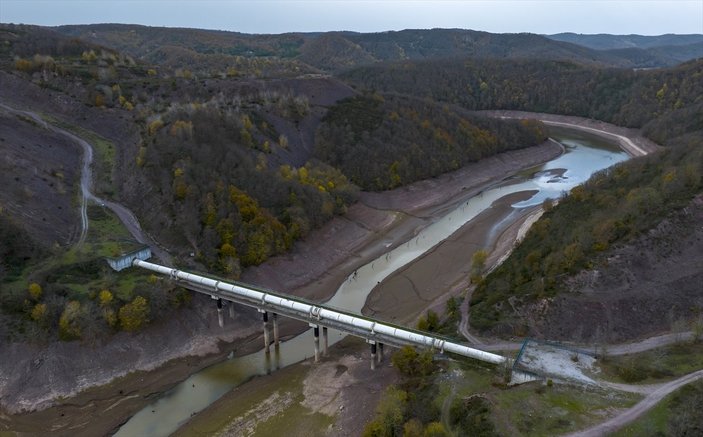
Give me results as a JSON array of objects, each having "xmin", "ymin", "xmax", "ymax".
[{"xmin": 0, "ymin": 139, "xmax": 562, "ymax": 435}]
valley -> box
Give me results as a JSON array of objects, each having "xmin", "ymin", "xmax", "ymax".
[{"xmin": 0, "ymin": 20, "xmax": 701, "ymax": 437}]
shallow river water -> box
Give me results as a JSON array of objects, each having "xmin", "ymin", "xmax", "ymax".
[{"xmin": 116, "ymin": 129, "xmax": 629, "ymax": 436}]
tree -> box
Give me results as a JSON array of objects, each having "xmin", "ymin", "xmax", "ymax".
[
  {"xmin": 119, "ymin": 296, "xmax": 150, "ymax": 332},
  {"xmin": 28, "ymin": 283, "xmax": 42, "ymax": 301},
  {"xmin": 362, "ymin": 386, "xmax": 408, "ymax": 437},
  {"xmin": 30, "ymin": 303, "xmax": 47, "ymax": 323},
  {"xmin": 471, "ymin": 249, "xmax": 489, "ymax": 284},
  {"xmin": 59, "ymin": 301, "xmax": 83, "ymax": 340},
  {"xmin": 391, "ymin": 346, "xmax": 435, "ymax": 378},
  {"xmin": 403, "ymin": 419, "xmax": 424, "ymax": 437},
  {"xmin": 423, "ymin": 422, "xmax": 448, "ymax": 437},
  {"xmin": 98, "ymin": 289, "xmax": 113, "ymax": 307}
]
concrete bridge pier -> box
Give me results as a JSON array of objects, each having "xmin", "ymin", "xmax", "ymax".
[
  {"xmin": 312, "ymin": 325, "xmax": 320, "ymax": 363},
  {"xmin": 322, "ymin": 327, "xmax": 329, "ymax": 357},
  {"xmin": 370, "ymin": 342, "xmax": 377, "ymax": 370},
  {"xmin": 261, "ymin": 310, "xmax": 270, "ymax": 353},
  {"xmin": 273, "ymin": 313, "xmax": 280, "ymax": 347},
  {"xmin": 217, "ymin": 298, "xmax": 224, "ymax": 328}
]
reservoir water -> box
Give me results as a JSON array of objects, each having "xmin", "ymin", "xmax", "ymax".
[{"xmin": 115, "ymin": 128, "xmax": 630, "ymax": 436}]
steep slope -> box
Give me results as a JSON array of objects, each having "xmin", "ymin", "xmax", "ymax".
[{"xmin": 341, "ymin": 58, "xmax": 703, "ymax": 146}]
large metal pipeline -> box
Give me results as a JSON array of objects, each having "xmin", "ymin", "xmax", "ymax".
[{"xmin": 132, "ymin": 259, "xmax": 507, "ymax": 365}]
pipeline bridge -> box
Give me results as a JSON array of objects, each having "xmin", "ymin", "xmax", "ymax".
[{"xmin": 132, "ymin": 259, "xmax": 508, "ymax": 369}]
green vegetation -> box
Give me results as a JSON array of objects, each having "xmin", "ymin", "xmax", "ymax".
[
  {"xmin": 342, "ymin": 58, "xmax": 703, "ymax": 148},
  {"xmin": 598, "ymin": 341, "xmax": 703, "ymax": 383},
  {"xmin": 315, "ymin": 94, "xmax": 547, "ymax": 190},
  {"xmin": 612, "ymin": 380, "xmax": 703, "ymax": 437},
  {"xmin": 141, "ymin": 102, "xmax": 357, "ymax": 274},
  {"xmin": 0, "ymin": 205, "xmax": 183, "ymax": 341},
  {"xmin": 491, "ymin": 383, "xmax": 639, "ymax": 436},
  {"xmin": 48, "ymin": 118, "xmax": 118, "ymax": 196},
  {"xmin": 470, "ymin": 144, "xmax": 703, "ymax": 332},
  {"xmin": 366, "ymin": 350, "xmax": 640, "ymax": 437}
]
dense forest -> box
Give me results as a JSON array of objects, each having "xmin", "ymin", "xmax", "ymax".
[
  {"xmin": 314, "ymin": 93, "xmax": 547, "ymax": 190},
  {"xmin": 141, "ymin": 100, "xmax": 359, "ymax": 273},
  {"xmin": 341, "ymin": 58, "xmax": 703, "ymax": 147}
]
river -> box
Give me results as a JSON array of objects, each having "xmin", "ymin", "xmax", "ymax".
[{"xmin": 116, "ymin": 128, "xmax": 629, "ymax": 436}]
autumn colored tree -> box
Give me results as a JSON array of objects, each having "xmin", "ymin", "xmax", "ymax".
[
  {"xmin": 28, "ymin": 283, "xmax": 42, "ymax": 301},
  {"xmin": 59, "ymin": 301, "xmax": 83, "ymax": 340},
  {"xmin": 119, "ymin": 296, "xmax": 150, "ymax": 332}
]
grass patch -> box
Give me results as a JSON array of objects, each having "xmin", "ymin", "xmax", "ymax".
[
  {"xmin": 598, "ymin": 341, "xmax": 703, "ymax": 384},
  {"xmin": 491, "ymin": 384, "xmax": 640, "ymax": 436},
  {"xmin": 42, "ymin": 114, "xmax": 117, "ymax": 196},
  {"xmin": 610, "ymin": 394, "xmax": 670, "ymax": 437}
]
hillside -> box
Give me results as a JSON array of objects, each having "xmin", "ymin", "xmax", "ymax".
[
  {"xmin": 547, "ymin": 33, "xmax": 703, "ymax": 50},
  {"xmin": 314, "ymin": 93, "xmax": 546, "ymax": 190},
  {"xmin": 341, "ymin": 58, "xmax": 703, "ymax": 146},
  {"xmin": 338, "ymin": 55, "xmax": 703, "ymax": 339},
  {"xmin": 54, "ymin": 24, "xmax": 646, "ymax": 72},
  {"xmin": 0, "ymin": 24, "xmax": 550, "ymax": 342}
]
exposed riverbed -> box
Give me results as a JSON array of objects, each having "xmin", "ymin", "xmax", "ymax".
[{"xmin": 116, "ymin": 128, "xmax": 629, "ymax": 436}]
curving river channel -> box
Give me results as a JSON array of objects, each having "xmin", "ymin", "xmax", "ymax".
[{"xmin": 116, "ymin": 128, "xmax": 630, "ymax": 436}]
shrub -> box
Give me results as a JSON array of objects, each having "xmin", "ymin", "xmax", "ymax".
[{"xmin": 118, "ymin": 296, "xmax": 150, "ymax": 332}]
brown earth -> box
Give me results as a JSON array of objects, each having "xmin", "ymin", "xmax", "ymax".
[
  {"xmin": 531, "ymin": 194, "xmax": 703, "ymax": 343},
  {"xmin": 0, "ymin": 138, "xmax": 562, "ymax": 435},
  {"xmin": 0, "ymin": 109, "xmax": 81, "ymax": 245},
  {"xmin": 363, "ymin": 191, "xmax": 538, "ymax": 325},
  {"xmin": 173, "ymin": 336, "xmax": 398, "ymax": 437}
]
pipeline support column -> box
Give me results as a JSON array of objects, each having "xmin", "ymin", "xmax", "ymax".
[
  {"xmin": 312, "ymin": 325, "xmax": 320, "ymax": 363},
  {"xmin": 378, "ymin": 343, "xmax": 384, "ymax": 364},
  {"xmin": 273, "ymin": 313, "xmax": 280, "ymax": 347},
  {"xmin": 216, "ymin": 298, "xmax": 224, "ymax": 328},
  {"xmin": 322, "ymin": 327, "xmax": 329, "ymax": 356},
  {"xmin": 261, "ymin": 310, "xmax": 270, "ymax": 353},
  {"xmin": 370, "ymin": 341, "xmax": 377, "ymax": 370}
]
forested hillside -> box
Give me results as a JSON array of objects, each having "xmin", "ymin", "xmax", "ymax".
[
  {"xmin": 55, "ymin": 24, "xmax": 663, "ymax": 72},
  {"xmin": 470, "ymin": 144, "xmax": 703, "ymax": 334},
  {"xmin": 338, "ymin": 54, "xmax": 703, "ymax": 336},
  {"xmin": 0, "ymin": 24, "xmax": 554, "ymax": 340},
  {"xmin": 341, "ymin": 58, "xmax": 703, "ymax": 146},
  {"xmin": 314, "ymin": 94, "xmax": 546, "ymax": 190}
]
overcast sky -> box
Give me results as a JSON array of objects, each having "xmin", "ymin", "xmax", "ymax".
[{"xmin": 1, "ymin": 1, "xmax": 702, "ymax": 35}]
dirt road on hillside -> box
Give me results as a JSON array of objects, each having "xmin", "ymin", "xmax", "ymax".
[
  {"xmin": 0, "ymin": 102, "xmax": 172, "ymax": 263},
  {"xmin": 567, "ymin": 369, "xmax": 703, "ymax": 436}
]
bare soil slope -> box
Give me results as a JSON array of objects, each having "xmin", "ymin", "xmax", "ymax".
[
  {"xmin": 0, "ymin": 110, "xmax": 80, "ymax": 245},
  {"xmin": 532, "ymin": 194, "xmax": 703, "ymax": 343}
]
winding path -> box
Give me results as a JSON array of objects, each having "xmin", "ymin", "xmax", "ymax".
[
  {"xmin": 567, "ymin": 369, "xmax": 703, "ymax": 437},
  {"xmin": 0, "ymin": 102, "xmax": 172, "ymax": 263},
  {"xmin": 456, "ymin": 115, "xmax": 703, "ymax": 435}
]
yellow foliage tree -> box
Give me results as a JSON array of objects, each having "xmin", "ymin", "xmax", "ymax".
[
  {"xmin": 119, "ymin": 296, "xmax": 150, "ymax": 332},
  {"xmin": 98, "ymin": 289, "xmax": 113, "ymax": 307},
  {"xmin": 31, "ymin": 303, "xmax": 47, "ymax": 322},
  {"xmin": 59, "ymin": 301, "xmax": 83, "ymax": 340},
  {"xmin": 28, "ymin": 283, "xmax": 42, "ymax": 301}
]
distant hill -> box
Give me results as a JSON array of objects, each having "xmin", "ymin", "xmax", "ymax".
[
  {"xmin": 302, "ymin": 28, "xmax": 636, "ymax": 70},
  {"xmin": 55, "ymin": 24, "xmax": 642, "ymax": 71},
  {"xmin": 547, "ymin": 33, "xmax": 703, "ymax": 50},
  {"xmin": 548, "ymin": 34, "xmax": 703, "ymax": 67}
]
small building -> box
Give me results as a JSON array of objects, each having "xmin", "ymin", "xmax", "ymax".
[{"xmin": 106, "ymin": 246, "xmax": 152, "ymax": 271}]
